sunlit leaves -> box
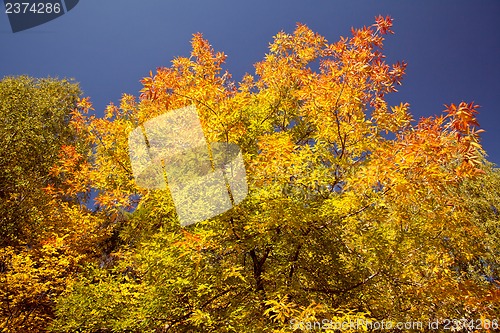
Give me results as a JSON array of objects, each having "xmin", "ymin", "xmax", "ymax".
[
  {"xmin": 22, "ymin": 16, "xmax": 499, "ymax": 332},
  {"xmin": 0, "ymin": 76, "xmax": 81, "ymax": 246}
]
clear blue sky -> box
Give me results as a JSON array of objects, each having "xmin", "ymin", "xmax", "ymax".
[{"xmin": 1, "ymin": 0, "xmax": 499, "ymax": 164}]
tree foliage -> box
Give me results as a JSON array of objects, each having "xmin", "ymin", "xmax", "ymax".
[
  {"xmin": 0, "ymin": 76, "xmax": 110, "ymax": 332},
  {"xmin": 0, "ymin": 76, "xmax": 81, "ymax": 246},
  {"xmin": 2, "ymin": 17, "xmax": 500, "ymax": 333}
]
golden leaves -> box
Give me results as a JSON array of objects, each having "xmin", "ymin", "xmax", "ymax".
[
  {"xmin": 24, "ymin": 17, "xmax": 499, "ymax": 332},
  {"xmin": 76, "ymin": 96, "xmax": 93, "ymax": 113},
  {"xmin": 252, "ymin": 132, "xmax": 296, "ymax": 184}
]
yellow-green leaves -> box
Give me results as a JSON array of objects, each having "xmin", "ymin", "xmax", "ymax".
[{"xmin": 3, "ymin": 18, "xmax": 498, "ymax": 333}]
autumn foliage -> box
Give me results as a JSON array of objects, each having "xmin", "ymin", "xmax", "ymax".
[{"xmin": 1, "ymin": 16, "xmax": 500, "ymax": 332}]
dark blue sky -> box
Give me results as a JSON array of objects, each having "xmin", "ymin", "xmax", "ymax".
[{"xmin": 2, "ymin": 0, "xmax": 499, "ymax": 164}]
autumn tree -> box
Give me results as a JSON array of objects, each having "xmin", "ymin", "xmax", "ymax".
[
  {"xmin": 48, "ymin": 17, "xmax": 499, "ymax": 332},
  {"xmin": 0, "ymin": 76, "xmax": 82, "ymax": 246},
  {"xmin": 0, "ymin": 76, "xmax": 111, "ymax": 332}
]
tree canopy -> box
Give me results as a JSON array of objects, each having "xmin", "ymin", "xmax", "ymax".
[
  {"xmin": 1, "ymin": 16, "xmax": 499, "ymax": 333},
  {"xmin": 0, "ymin": 76, "xmax": 81, "ymax": 246}
]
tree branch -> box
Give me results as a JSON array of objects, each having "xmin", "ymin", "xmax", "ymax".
[{"xmin": 303, "ymin": 270, "xmax": 380, "ymax": 295}]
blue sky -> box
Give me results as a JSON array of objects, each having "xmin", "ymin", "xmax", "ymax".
[{"xmin": 1, "ymin": 0, "xmax": 499, "ymax": 164}]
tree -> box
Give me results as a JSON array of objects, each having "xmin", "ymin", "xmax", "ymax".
[
  {"xmin": 0, "ymin": 76, "xmax": 81, "ymax": 246},
  {"xmin": 0, "ymin": 76, "xmax": 110, "ymax": 332},
  {"xmin": 48, "ymin": 17, "xmax": 500, "ymax": 332}
]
